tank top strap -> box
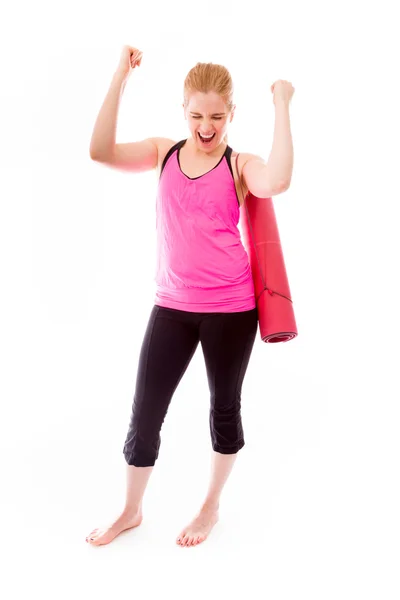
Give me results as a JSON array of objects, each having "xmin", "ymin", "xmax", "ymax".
[
  {"xmin": 225, "ymin": 144, "xmax": 233, "ymax": 161},
  {"xmin": 224, "ymin": 144, "xmax": 235, "ymax": 179},
  {"xmin": 160, "ymin": 139, "xmax": 186, "ymax": 177}
]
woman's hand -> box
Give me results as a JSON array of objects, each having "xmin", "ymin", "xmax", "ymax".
[
  {"xmin": 116, "ymin": 45, "xmax": 143, "ymax": 79},
  {"xmin": 271, "ymin": 80, "xmax": 295, "ymax": 106}
]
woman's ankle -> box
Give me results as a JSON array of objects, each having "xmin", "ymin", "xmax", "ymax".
[{"xmin": 122, "ymin": 504, "xmax": 142, "ymax": 516}]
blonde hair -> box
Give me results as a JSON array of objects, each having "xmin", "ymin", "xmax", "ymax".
[{"xmin": 183, "ymin": 62, "xmax": 234, "ymax": 144}]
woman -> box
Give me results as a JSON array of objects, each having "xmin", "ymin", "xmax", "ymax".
[{"xmin": 87, "ymin": 45, "xmax": 294, "ymax": 547}]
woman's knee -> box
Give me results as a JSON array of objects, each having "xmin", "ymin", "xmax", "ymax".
[
  {"xmin": 123, "ymin": 430, "xmax": 160, "ymax": 467},
  {"xmin": 209, "ymin": 403, "xmax": 245, "ymax": 453}
]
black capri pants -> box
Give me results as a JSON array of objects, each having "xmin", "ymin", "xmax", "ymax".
[{"xmin": 123, "ymin": 304, "xmax": 258, "ymax": 467}]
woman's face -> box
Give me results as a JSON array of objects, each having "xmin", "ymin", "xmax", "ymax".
[{"xmin": 183, "ymin": 91, "xmax": 235, "ymax": 152}]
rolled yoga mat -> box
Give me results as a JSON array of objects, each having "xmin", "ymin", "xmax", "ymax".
[{"xmin": 235, "ymin": 155, "xmax": 298, "ymax": 343}]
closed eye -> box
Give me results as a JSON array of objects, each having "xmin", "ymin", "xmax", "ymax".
[{"xmin": 192, "ymin": 116, "xmax": 222, "ymax": 120}]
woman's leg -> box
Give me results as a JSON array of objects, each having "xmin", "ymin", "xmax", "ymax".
[
  {"xmin": 86, "ymin": 305, "xmax": 200, "ymax": 546},
  {"xmin": 123, "ymin": 305, "xmax": 200, "ymax": 467},
  {"xmin": 176, "ymin": 307, "xmax": 258, "ymax": 547},
  {"xmin": 86, "ymin": 465, "xmax": 151, "ymax": 546}
]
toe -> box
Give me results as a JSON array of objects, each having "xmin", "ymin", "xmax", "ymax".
[
  {"xmin": 89, "ymin": 530, "xmax": 103, "ymax": 544},
  {"xmin": 91, "ymin": 535, "xmax": 103, "ymax": 546},
  {"xmin": 86, "ymin": 529, "xmax": 98, "ymax": 540},
  {"xmin": 177, "ymin": 529, "xmax": 186, "ymax": 544}
]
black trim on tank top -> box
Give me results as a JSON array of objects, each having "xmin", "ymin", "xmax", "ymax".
[
  {"xmin": 226, "ymin": 147, "xmax": 241, "ymax": 208},
  {"xmin": 159, "ymin": 139, "xmax": 240, "ymax": 207},
  {"xmin": 160, "ymin": 139, "xmax": 186, "ymax": 177},
  {"xmin": 177, "ymin": 140, "xmax": 229, "ymax": 180}
]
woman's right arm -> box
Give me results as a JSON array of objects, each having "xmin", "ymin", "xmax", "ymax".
[
  {"xmin": 89, "ymin": 69, "xmax": 130, "ymax": 160},
  {"xmin": 89, "ymin": 46, "xmax": 160, "ymax": 173}
]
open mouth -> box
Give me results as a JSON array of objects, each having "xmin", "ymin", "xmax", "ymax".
[{"xmin": 198, "ymin": 132, "xmax": 216, "ymax": 144}]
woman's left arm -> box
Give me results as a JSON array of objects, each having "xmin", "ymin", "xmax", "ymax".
[
  {"xmin": 266, "ymin": 80, "xmax": 295, "ymax": 190},
  {"xmin": 241, "ymin": 80, "xmax": 294, "ymax": 197}
]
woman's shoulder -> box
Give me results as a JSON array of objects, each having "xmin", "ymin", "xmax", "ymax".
[
  {"xmin": 232, "ymin": 147, "xmax": 266, "ymax": 164},
  {"xmin": 230, "ymin": 149, "xmax": 269, "ymax": 201},
  {"xmin": 232, "ymin": 149, "xmax": 269, "ymax": 180},
  {"xmin": 231, "ymin": 144, "xmax": 265, "ymax": 167},
  {"xmin": 155, "ymin": 138, "xmax": 182, "ymax": 171},
  {"xmin": 156, "ymin": 137, "xmax": 181, "ymax": 150}
]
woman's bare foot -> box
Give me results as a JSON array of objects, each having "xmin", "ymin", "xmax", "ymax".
[
  {"xmin": 176, "ymin": 504, "xmax": 219, "ymax": 547},
  {"xmin": 86, "ymin": 509, "xmax": 143, "ymax": 546}
]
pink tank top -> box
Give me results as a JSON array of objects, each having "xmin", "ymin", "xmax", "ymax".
[{"xmin": 154, "ymin": 139, "xmax": 256, "ymax": 313}]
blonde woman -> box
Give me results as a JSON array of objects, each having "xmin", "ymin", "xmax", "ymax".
[{"xmin": 87, "ymin": 45, "xmax": 294, "ymax": 548}]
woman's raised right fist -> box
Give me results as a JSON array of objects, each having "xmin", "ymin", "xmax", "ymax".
[{"xmin": 117, "ymin": 45, "xmax": 143, "ymax": 78}]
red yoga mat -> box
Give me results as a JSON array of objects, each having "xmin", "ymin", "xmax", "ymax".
[{"xmin": 235, "ymin": 154, "xmax": 298, "ymax": 344}]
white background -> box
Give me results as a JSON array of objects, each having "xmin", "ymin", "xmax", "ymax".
[{"xmin": 1, "ymin": 0, "xmax": 399, "ymax": 598}]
